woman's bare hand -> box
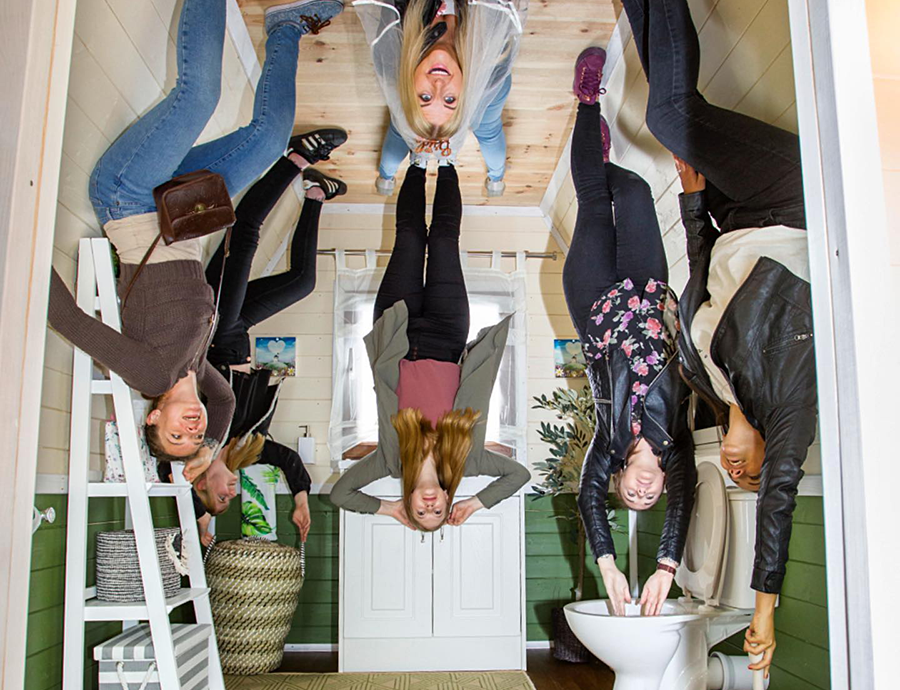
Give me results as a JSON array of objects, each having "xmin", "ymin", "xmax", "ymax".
[
  {"xmin": 292, "ymin": 492, "xmax": 312, "ymax": 542},
  {"xmin": 673, "ymin": 155, "xmax": 706, "ymax": 194},
  {"xmin": 182, "ymin": 446, "xmax": 214, "ymax": 483},
  {"xmin": 598, "ymin": 556, "xmax": 632, "ymax": 616},
  {"xmin": 640, "ymin": 569, "xmax": 675, "ymax": 616},
  {"xmin": 744, "ymin": 593, "xmax": 778, "ymax": 678},
  {"xmin": 377, "ymin": 499, "xmax": 415, "ymax": 530},
  {"xmin": 448, "ymin": 496, "xmax": 484, "ymax": 526}
]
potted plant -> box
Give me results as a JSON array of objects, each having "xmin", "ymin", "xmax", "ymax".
[{"xmin": 532, "ymin": 385, "xmax": 622, "ymax": 662}]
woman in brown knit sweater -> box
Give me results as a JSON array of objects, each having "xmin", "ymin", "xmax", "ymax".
[{"xmin": 47, "ymin": 0, "xmax": 346, "ymax": 474}]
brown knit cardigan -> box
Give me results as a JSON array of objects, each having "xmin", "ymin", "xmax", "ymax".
[{"xmin": 48, "ymin": 260, "xmax": 234, "ymax": 443}]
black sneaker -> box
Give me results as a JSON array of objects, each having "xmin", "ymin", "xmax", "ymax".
[
  {"xmin": 289, "ymin": 128, "xmax": 348, "ymax": 164},
  {"xmin": 302, "ymin": 167, "xmax": 347, "ymax": 200}
]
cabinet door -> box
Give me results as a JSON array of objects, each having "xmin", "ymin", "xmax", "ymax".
[
  {"xmin": 342, "ymin": 511, "xmax": 432, "ymax": 638},
  {"xmin": 432, "ymin": 497, "xmax": 521, "ymax": 637}
]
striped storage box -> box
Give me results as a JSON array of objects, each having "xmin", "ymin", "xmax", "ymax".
[{"xmin": 94, "ymin": 623, "xmax": 210, "ymax": 690}]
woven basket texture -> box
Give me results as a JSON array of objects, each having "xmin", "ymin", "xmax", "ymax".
[
  {"xmin": 206, "ymin": 538, "xmax": 304, "ymax": 675},
  {"xmin": 95, "ymin": 527, "xmax": 182, "ymax": 602},
  {"xmin": 551, "ymin": 607, "xmax": 594, "ymax": 663}
]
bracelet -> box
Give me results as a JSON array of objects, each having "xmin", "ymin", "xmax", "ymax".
[{"xmin": 657, "ymin": 562, "xmax": 677, "ymax": 575}]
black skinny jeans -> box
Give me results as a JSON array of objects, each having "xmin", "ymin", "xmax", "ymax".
[
  {"xmin": 373, "ymin": 165, "xmax": 469, "ymax": 363},
  {"xmin": 564, "ymin": 103, "xmax": 668, "ymax": 340},
  {"xmin": 621, "ymin": 0, "xmax": 806, "ymax": 231},
  {"xmin": 206, "ymin": 156, "xmax": 322, "ymax": 366}
]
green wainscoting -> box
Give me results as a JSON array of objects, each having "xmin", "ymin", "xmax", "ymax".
[
  {"xmin": 27, "ymin": 491, "xmax": 829, "ymax": 689},
  {"xmin": 26, "ymin": 495, "xmax": 184, "ymax": 690},
  {"xmin": 636, "ymin": 495, "xmax": 831, "ymax": 690}
]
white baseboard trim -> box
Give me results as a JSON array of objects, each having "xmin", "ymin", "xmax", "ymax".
[
  {"xmin": 283, "ymin": 643, "xmax": 550, "ymax": 653},
  {"xmin": 526, "ymin": 641, "xmax": 552, "ymax": 650},
  {"xmin": 283, "ymin": 644, "xmax": 338, "ymax": 653}
]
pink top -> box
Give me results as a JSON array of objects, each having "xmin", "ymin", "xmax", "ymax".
[{"xmin": 396, "ymin": 359, "xmax": 462, "ymax": 427}]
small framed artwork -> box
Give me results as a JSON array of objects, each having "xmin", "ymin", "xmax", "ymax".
[
  {"xmin": 254, "ymin": 336, "xmax": 297, "ymax": 376},
  {"xmin": 554, "ymin": 338, "xmax": 586, "ymax": 378}
]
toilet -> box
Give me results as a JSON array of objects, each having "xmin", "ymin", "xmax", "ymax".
[{"xmin": 565, "ymin": 462, "xmax": 767, "ymax": 690}]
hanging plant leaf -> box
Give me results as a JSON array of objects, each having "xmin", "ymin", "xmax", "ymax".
[
  {"xmin": 240, "ymin": 471, "xmax": 269, "ymax": 511},
  {"xmin": 262, "ymin": 465, "xmax": 283, "ymax": 486},
  {"xmin": 241, "ymin": 502, "xmax": 273, "ymax": 536}
]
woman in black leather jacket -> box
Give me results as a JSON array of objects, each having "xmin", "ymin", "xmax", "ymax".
[
  {"xmin": 619, "ymin": 0, "xmax": 816, "ymax": 675},
  {"xmin": 566, "ymin": 49, "xmax": 696, "ymax": 619}
]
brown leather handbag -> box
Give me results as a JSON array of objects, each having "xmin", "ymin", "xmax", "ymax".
[
  {"xmin": 121, "ymin": 170, "xmax": 236, "ymax": 307},
  {"xmin": 153, "ymin": 170, "xmax": 236, "ymax": 244}
]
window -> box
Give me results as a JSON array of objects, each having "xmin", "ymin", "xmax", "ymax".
[{"xmin": 328, "ymin": 250, "xmax": 528, "ymax": 467}]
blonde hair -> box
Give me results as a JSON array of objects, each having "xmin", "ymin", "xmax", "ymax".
[
  {"xmin": 398, "ymin": 0, "xmax": 468, "ymax": 140},
  {"xmin": 194, "ymin": 434, "xmax": 265, "ymax": 515},
  {"xmin": 392, "ymin": 407, "xmax": 481, "ymax": 531}
]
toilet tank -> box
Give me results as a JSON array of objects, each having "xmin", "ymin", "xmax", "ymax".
[{"xmin": 719, "ymin": 489, "xmax": 758, "ymax": 610}]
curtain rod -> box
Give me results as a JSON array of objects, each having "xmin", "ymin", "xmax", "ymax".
[{"xmin": 316, "ymin": 248, "xmax": 558, "ymax": 260}]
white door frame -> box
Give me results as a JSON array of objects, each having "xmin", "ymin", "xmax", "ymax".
[
  {"xmin": 788, "ymin": 1, "xmax": 897, "ymax": 687},
  {"xmin": 0, "ymin": 1, "xmax": 77, "ymax": 687}
]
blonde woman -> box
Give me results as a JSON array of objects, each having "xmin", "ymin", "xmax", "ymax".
[
  {"xmin": 355, "ymin": 0, "xmax": 527, "ymax": 197},
  {"xmin": 329, "ymin": 164, "xmax": 529, "ymax": 530}
]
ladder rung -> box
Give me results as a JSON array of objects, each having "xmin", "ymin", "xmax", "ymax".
[
  {"xmin": 91, "ymin": 379, "xmax": 112, "ymax": 395},
  {"xmin": 83, "ymin": 588, "xmax": 210, "ymax": 621},
  {"xmin": 88, "ymin": 483, "xmax": 193, "ymax": 498}
]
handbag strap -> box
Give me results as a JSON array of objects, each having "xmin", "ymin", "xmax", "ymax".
[
  {"xmin": 120, "ymin": 232, "xmax": 163, "ymax": 309},
  {"xmin": 119, "ymin": 228, "xmax": 232, "ymax": 367}
]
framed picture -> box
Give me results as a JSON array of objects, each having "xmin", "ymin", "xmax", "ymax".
[
  {"xmin": 254, "ymin": 336, "xmax": 297, "ymax": 376},
  {"xmin": 554, "ymin": 338, "xmax": 586, "ymax": 378}
]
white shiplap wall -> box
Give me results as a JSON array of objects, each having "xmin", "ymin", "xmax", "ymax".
[
  {"xmin": 548, "ymin": 0, "xmax": 799, "ymax": 295},
  {"xmin": 40, "ymin": 0, "xmax": 303, "ymax": 475},
  {"xmin": 250, "ymin": 209, "xmax": 573, "ymax": 488}
]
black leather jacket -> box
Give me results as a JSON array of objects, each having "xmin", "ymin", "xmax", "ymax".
[
  {"xmin": 677, "ymin": 191, "xmax": 817, "ymax": 594},
  {"xmin": 577, "ymin": 312, "xmax": 696, "ymax": 566}
]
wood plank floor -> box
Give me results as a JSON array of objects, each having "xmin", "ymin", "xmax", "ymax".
[
  {"xmin": 277, "ymin": 650, "xmax": 616, "ymax": 689},
  {"xmin": 236, "ymin": 1, "xmax": 618, "ymax": 206}
]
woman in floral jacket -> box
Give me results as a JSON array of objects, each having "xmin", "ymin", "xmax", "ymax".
[{"xmin": 565, "ymin": 48, "xmax": 696, "ymax": 618}]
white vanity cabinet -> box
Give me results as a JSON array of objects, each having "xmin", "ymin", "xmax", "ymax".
[{"xmin": 338, "ymin": 477, "xmax": 526, "ymax": 672}]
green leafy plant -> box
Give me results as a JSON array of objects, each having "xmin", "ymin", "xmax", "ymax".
[
  {"xmin": 262, "ymin": 465, "xmax": 283, "ymax": 486},
  {"xmin": 240, "ymin": 472, "xmax": 269, "ymax": 511},
  {"xmin": 532, "ymin": 386, "xmax": 622, "ymax": 602},
  {"xmin": 241, "ymin": 502, "xmax": 273, "ymax": 536}
]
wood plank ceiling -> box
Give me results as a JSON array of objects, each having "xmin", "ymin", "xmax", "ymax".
[{"xmin": 237, "ymin": 0, "xmax": 618, "ymax": 206}]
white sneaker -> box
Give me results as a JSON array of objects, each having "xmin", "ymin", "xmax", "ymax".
[
  {"xmin": 485, "ymin": 177, "xmax": 506, "ymax": 197},
  {"xmin": 375, "ymin": 176, "xmax": 396, "ymax": 196}
]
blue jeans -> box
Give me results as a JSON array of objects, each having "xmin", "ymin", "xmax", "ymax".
[
  {"xmin": 378, "ymin": 74, "xmax": 512, "ymax": 182},
  {"xmin": 89, "ymin": 0, "xmax": 300, "ymax": 226}
]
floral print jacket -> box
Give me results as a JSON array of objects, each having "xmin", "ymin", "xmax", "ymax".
[
  {"xmin": 582, "ymin": 277, "xmax": 679, "ymax": 438},
  {"xmin": 576, "ymin": 276, "xmax": 696, "ymax": 567}
]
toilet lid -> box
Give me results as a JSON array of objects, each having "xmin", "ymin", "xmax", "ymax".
[{"xmin": 675, "ymin": 462, "xmax": 729, "ymax": 604}]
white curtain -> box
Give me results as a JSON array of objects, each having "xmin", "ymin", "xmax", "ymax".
[{"xmin": 328, "ymin": 250, "xmax": 528, "ymax": 467}]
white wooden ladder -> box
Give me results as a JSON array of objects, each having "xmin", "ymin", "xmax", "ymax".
[{"xmin": 61, "ymin": 237, "xmax": 225, "ymax": 689}]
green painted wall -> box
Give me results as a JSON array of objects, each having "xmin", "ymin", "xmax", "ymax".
[
  {"xmin": 25, "ymin": 491, "xmax": 628, "ymax": 689},
  {"xmin": 26, "ymin": 495, "xmax": 185, "ymax": 690},
  {"xmin": 637, "ymin": 495, "xmax": 830, "ymax": 689}
]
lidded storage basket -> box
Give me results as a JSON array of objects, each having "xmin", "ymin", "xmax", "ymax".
[
  {"xmin": 93, "ymin": 623, "xmax": 210, "ymax": 689},
  {"xmin": 206, "ymin": 538, "xmax": 304, "ymax": 674},
  {"xmin": 96, "ymin": 527, "xmax": 184, "ymax": 602}
]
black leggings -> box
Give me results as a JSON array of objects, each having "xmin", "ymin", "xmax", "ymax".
[
  {"xmin": 206, "ymin": 156, "xmax": 321, "ymax": 366},
  {"xmin": 373, "ymin": 165, "xmax": 469, "ymax": 363},
  {"xmin": 563, "ymin": 103, "xmax": 667, "ymax": 341},
  {"xmin": 621, "ymin": 0, "xmax": 806, "ymax": 231}
]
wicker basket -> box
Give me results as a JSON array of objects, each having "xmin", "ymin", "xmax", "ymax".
[
  {"xmin": 206, "ymin": 538, "xmax": 304, "ymax": 675},
  {"xmin": 95, "ymin": 527, "xmax": 183, "ymax": 602},
  {"xmin": 551, "ymin": 606, "xmax": 594, "ymax": 663}
]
